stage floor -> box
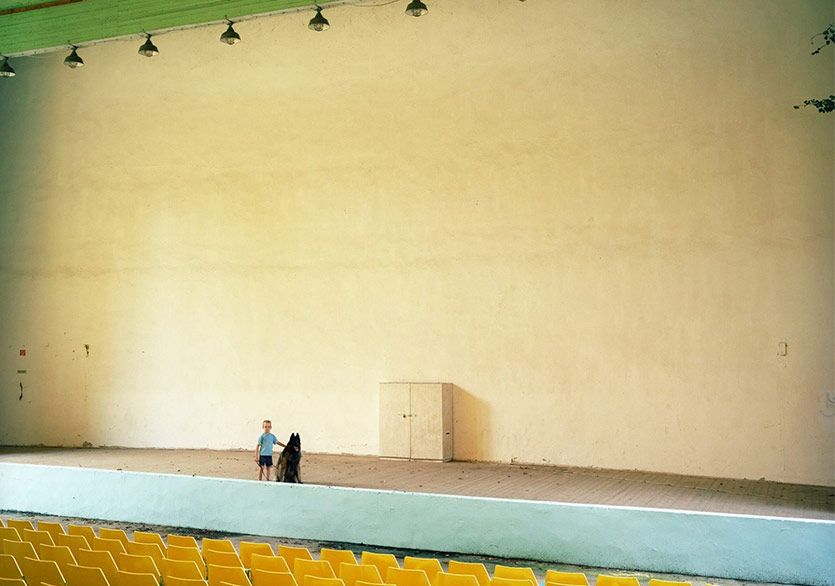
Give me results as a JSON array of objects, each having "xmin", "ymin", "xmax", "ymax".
[{"xmin": 1, "ymin": 446, "xmax": 832, "ymax": 520}]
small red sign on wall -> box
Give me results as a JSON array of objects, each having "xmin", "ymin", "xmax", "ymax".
[{"xmin": 19, "ymin": 349, "xmax": 25, "ymax": 356}]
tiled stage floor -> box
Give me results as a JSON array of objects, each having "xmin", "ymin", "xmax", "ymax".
[{"xmin": 0, "ymin": 446, "xmax": 832, "ymax": 520}]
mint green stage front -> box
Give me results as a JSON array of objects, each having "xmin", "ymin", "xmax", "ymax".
[{"xmin": 1, "ymin": 463, "xmax": 832, "ymax": 586}]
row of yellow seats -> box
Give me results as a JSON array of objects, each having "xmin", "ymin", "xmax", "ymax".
[
  {"xmin": 1, "ymin": 519, "xmax": 721, "ymax": 586},
  {"xmin": 300, "ymin": 553, "xmax": 717, "ymax": 586},
  {"xmin": 0, "ymin": 518, "xmax": 307, "ymax": 571},
  {"xmin": 0, "ymin": 547, "xmax": 706, "ymax": 586},
  {"xmin": 0, "ymin": 554, "xmax": 336, "ymax": 586},
  {"xmin": 279, "ymin": 552, "xmax": 703, "ymax": 586},
  {"xmin": 0, "ymin": 518, "xmax": 344, "ymax": 567},
  {"xmin": 1, "ymin": 546, "xmax": 309, "ymax": 586},
  {"xmin": 0, "ymin": 518, "xmax": 314, "ymax": 586},
  {"xmin": 194, "ymin": 563, "xmax": 707, "ymax": 586}
]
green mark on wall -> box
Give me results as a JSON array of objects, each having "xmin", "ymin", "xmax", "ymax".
[{"xmin": 17, "ymin": 370, "xmax": 27, "ymax": 374}]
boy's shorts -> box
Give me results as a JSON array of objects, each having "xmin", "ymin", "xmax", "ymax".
[{"xmin": 259, "ymin": 455, "xmax": 273, "ymax": 467}]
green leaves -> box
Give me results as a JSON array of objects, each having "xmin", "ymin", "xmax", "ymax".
[
  {"xmin": 794, "ymin": 96, "xmax": 835, "ymax": 114},
  {"xmin": 797, "ymin": 25, "xmax": 834, "ymax": 113},
  {"xmin": 810, "ymin": 24, "xmax": 835, "ymax": 55}
]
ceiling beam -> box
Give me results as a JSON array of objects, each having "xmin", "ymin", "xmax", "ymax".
[
  {"xmin": 0, "ymin": 0, "xmax": 351, "ymax": 57},
  {"xmin": 0, "ymin": 1, "xmax": 85, "ymax": 17}
]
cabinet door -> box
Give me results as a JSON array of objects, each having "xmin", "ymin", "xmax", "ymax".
[
  {"xmin": 379, "ymin": 383, "xmax": 411, "ymax": 459},
  {"xmin": 410, "ymin": 383, "xmax": 445, "ymax": 460}
]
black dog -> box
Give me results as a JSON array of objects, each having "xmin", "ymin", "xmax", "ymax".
[{"xmin": 275, "ymin": 433, "xmax": 302, "ymax": 483}]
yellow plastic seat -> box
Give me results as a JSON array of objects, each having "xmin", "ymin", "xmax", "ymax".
[
  {"xmin": 2, "ymin": 540, "xmax": 37, "ymax": 568},
  {"xmin": 22, "ymin": 529, "xmax": 55, "ymax": 551},
  {"xmin": 278, "ymin": 546, "xmax": 313, "ymax": 572},
  {"xmin": 207, "ymin": 563, "xmax": 249, "ymax": 586},
  {"xmin": 359, "ymin": 553, "xmax": 399, "ymax": 580},
  {"xmin": 0, "ymin": 555, "xmax": 22, "ymax": 580},
  {"xmin": 204, "ymin": 549, "xmax": 243, "ymax": 569},
  {"xmin": 648, "ymin": 581, "xmax": 691, "ymax": 586},
  {"xmin": 447, "ymin": 563, "xmax": 489, "ymax": 586},
  {"xmin": 0, "ymin": 528, "xmax": 21, "ymax": 546},
  {"xmin": 387, "ymin": 567, "xmax": 432, "ymax": 586},
  {"xmin": 320, "ymin": 549, "xmax": 356, "ymax": 577},
  {"xmin": 251, "ymin": 570, "xmax": 299, "ymax": 586},
  {"xmin": 116, "ymin": 553, "xmax": 159, "ymax": 579},
  {"xmin": 123, "ymin": 541, "xmax": 163, "ymax": 568},
  {"xmin": 403, "ymin": 558, "xmax": 443, "ymax": 585},
  {"xmin": 595, "ymin": 577, "xmax": 641, "ymax": 586},
  {"xmin": 436, "ymin": 574, "xmax": 478, "ymax": 586},
  {"xmin": 164, "ymin": 578, "xmax": 209, "ymax": 586},
  {"xmin": 35, "ymin": 523, "xmax": 66, "ymax": 541},
  {"xmin": 305, "ymin": 577, "xmax": 346, "ymax": 586},
  {"xmin": 202, "ymin": 538, "xmax": 236, "ymax": 554},
  {"xmin": 76, "ymin": 548, "xmax": 120, "ymax": 585},
  {"xmin": 252, "ymin": 554, "xmax": 291, "ymax": 574},
  {"xmin": 63, "ymin": 563, "xmax": 111, "ymax": 586},
  {"xmin": 168, "ymin": 535, "xmax": 200, "ymax": 550},
  {"xmin": 168, "ymin": 545, "xmax": 208, "ymax": 578},
  {"xmin": 114, "ymin": 569, "xmax": 159, "ymax": 586},
  {"xmin": 491, "ymin": 578, "xmax": 534, "ymax": 586},
  {"xmin": 38, "ymin": 544, "xmax": 76, "ymax": 573},
  {"xmin": 493, "ymin": 566, "xmax": 536, "ymax": 586},
  {"xmin": 160, "ymin": 558, "xmax": 205, "ymax": 581},
  {"xmin": 240, "ymin": 542, "xmax": 275, "ymax": 569},
  {"xmin": 357, "ymin": 581, "xmax": 395, "ymax": 586},
  {"xmin": 66, "ymin": 525, "xmax": 97, "ymax": 545},
  {"xmin": 54, "ymin": 535, "xmax": 90, "ymax": 560},
  {"xmin": 99, "ymin": 529, "xmax": 130, "ymax": 550},
  {"xmin": 92, "ymin": 537, "xmax": 127, "ymax": 558},
  {"xmin": 295, "ymin": 558, "xmax": 336, "ymax": 585},
  {"xmin": 4, "ymin": 521, "xmax": 34, "ymax": 535},
  {"xmin": 20, "ymin": 556, "xmax": 65, "ymax": 586},
  {"xmin": 132, "ymin": 532, "xmax": 167, "ymax": 556},
  {"xmin": 339, "ymin": 563, "xmax": 382, "ymax": 586},
  {"xmin": 545, "ymin": 572, "xmax": 588, "ymax": 586}
]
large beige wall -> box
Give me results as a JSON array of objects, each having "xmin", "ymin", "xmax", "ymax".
[{"xmin": 0, "ymin": 0, "xmax": 832, "ymax": 486}]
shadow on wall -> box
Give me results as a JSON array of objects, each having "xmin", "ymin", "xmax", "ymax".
[
  {"xmin": 0, "ymin": 55, "xmax": 88, "ymax": 445},
  {"xmin": 452, "ymin": 384, "xmax": 490, "ymax": 462}
]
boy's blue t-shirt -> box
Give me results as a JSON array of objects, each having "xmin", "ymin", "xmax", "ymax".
[{"xmin": 258, "ymin": 432, "xmax": 279, "ymax": 456}]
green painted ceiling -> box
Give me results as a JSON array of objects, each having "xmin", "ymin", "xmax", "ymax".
[{"xmin": 0, "ymin": 0, "xmax": 346, "ymax": 57}]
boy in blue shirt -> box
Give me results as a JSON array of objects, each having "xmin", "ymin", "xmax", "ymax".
[{"xmin": 255, "ymin": 419, "xmax": 285, "ymax": 481}]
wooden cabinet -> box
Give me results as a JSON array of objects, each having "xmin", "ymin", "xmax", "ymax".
[{"xmin": 379, "ymin": 382, "xmax": 453, "ymax": 461}]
